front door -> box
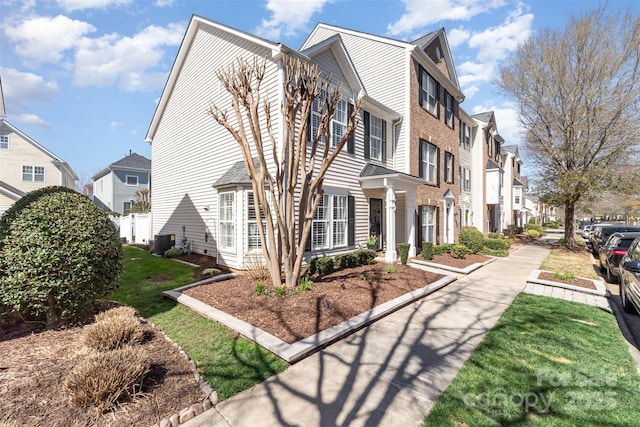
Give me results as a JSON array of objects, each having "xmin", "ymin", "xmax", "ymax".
[{"xmin": 369, "ymin": 198, "xmax": 383, "ymax": 250}]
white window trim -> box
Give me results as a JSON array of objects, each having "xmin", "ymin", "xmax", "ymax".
[
  {"xmin": 125, "ymin": 175, "xmax": 139, "ymax": 186},
  {"xmin": 22, "ymin": 165, "xmax": 45, "ymax": 182},
  {"xmin": 420, "ymin": 205, "xmax": 436, "ymax": 243},
  {"xmin": 311, "ymin": 90, "xmax": 348, "ymax": 148},
  {"xmin": 0, "ymin": 135, "xmax": 8, "ymax": 149},
  {"xmin": 22, "ymin": 165, "xmax": 33, "ymax": 181},
  {"xmin": 421, "ymin": 71, "xmax": 438, "ymax": 115},
  {"xmin": 421, "ymin": 142, "xmax": 437, "ymax": 184},
  {"xmin": 219, "ymin": 191, "xmax": 236, "ymax": 251},
  {"xmin": 312, "ymin": 194, "xmax": 348, "ymax": 251},
  {"xmin": 370, "ymin": 115, "xmax": 383, "ymax": 161},
  {"xmin": 246, "ymin": 191, "xmax": 264, "ymax": 252}
]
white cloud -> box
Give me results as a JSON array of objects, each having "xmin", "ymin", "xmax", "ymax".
[
  {"xmin": 456, "ymin": 5, "xmax": 533, "ymax": 98},
  {"xmin": 154, "ymin": 0, "xmax": 175, "ymax": 6},
  {"xmin": 73, "ymin": 22, "xmax": 186, "ymax": 91},
  {"xmin": 5, "ymin": 15, "xmax": 96, "ymax": 64},
  {"xmin": 472, "ymin": 101, "xmax": 524, "ymax": 144},
  {"xmin": 255, "ymin": 0, "xmax": 331, "ymax": 40},
  {"xmin": 387, "ymin": 0, "xmax": 507, "ymax": 36},
  {"xmin": 110, "ymin": 120, "xmax": 122, "ymax": 129},
  {"xmin": 447, "ymin": 27, "xmax": 470, "ymax": 48},
  {"xmin": 55, "ymin": 0, "xmax": 132, "ymax": 12},
  {"xmin": 14, "ymin": 113, "xmax": 50, "ymax": 128},
  {"xmin": 0, "ymin": 67, "xmax": 58, "ymax": 111}
]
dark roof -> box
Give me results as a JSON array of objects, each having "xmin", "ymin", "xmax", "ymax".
[
  {"xmin": 213, "ymin": 159, "xmax": 256, "ymax": 187},
  {"xmin": 111, "ymin": 152, "xmax": 151, "ymax": 170},
  {"xmin": 502, "ymin": 144, "xmax": 518, "ymax": 154},
  {"xmin": 359, "ymin": 163, "xmax": 418, "ymax": 180},
  {"xmin": 513, "ymin": 178, "xmax": 524, "ymax": 186},
  {"xmin": 411, "ymin": 29, "xmax": 439, "ymax": 49},
  {"xmin": 486, "ymin": 160, "xmax": 501, "ymax": 170},
  {"xmin": 471, "ymin": 111, "xmax": 493, "ymax": 122}
]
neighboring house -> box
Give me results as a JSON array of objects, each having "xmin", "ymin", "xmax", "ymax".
[
  {"xmin": 302, "ymin": 24, "xmax": 464, "ymax": 250},
  {"xmin": 470, "ymin": 111, "xmax": 504, "ymax": 233},
  {"xmin": 0, "ymin": 78, "xmax": 77, "ymax": 214},
  {"xmin": 502, "ymin": 145, "xmax": 526, "ymax": 228},
  {"xmin": 458, "ymin": 108, "xmax": 474, "ymax": 229},
  {"xmin": 92, "ymin": 152, "xmax": 151, "ymax": 215}
]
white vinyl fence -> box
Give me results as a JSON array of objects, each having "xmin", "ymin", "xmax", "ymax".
[{"xmin": 119, "ymin": 213, "xmax": 152, "ymax": 245}]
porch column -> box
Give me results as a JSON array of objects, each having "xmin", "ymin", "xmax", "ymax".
[
  {"xmin": 406, "ymin": 189, "xmax": 416, "ymax": 257},
  {"xmin": 384, "ymin": 180, "xmax": 397, "ymax": 262}
]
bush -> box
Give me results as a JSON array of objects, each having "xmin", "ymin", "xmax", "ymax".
[
  {"xmin": 421, "ymin": 241, "xmax": 433, "ymax": 260},
  {"xmin": 83, "ymin": 312, "xmax": 145, "ymax": 352},
  {"xmin": 433, "ymin": 244, "xmax": 453, "ymax": 255},
  {"xmin": 384, "ymin": 264, "xmax": 398, "ymax": 273},
  {"xmin": 481, "ymin": 247, "xmax": 509, "ymax": 257},
  {"xmin": 505, "ymin": 224, "xmax": 524, "ymax": 237},
  {"xmin": 484, "ymin": 238, "xmax": 511, "ymax": 251},
  {"xmin": 528, "ymin": 229, "xmax": 541, "ymax": 238},
  {"xmin": 299, "ymin": 276, "xmax": 314, "ymax": 292},
  {"xmin": 459, "ymin": 227, "xmax": 485, "ymax": 254},
  {"xmin": 0, "ymin": 188, "xmax": 123, "ymax": 327},
  {"xmin": 63, "ymin": 346, "xmax": 150, "ymax": 412},
  {"xmin": 353, "ymin": 248, "xmax": 376, "ymax": 266},
  {"xmin": 163, "ymin": 247, "xmax": 183, "ymax": 258},
  {"xmin": 307, "ymin": 257, "xmax": 318, "ymax": 275},
  {"xmin": 397, "ymin": 243, "xmax": 410, "ymax": 265},
  {"xmin": 94, "ymin": 306, "xmax": 138, "ymax": 324},
  {"xmin": 487, "ymin": 232, "xmax": 502, "ymax": 239},
  {"xmin": 335, "ymin": 253, "xmax": 357, "ymax": 269},
  {"xmin": 451, "ymin": 244, "xmax": 470, "ymax": 259},
  {"xmin": 315, "ymin": 256, "xmax": 334, "ymax": 276}
]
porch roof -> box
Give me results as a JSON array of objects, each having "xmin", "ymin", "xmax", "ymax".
[{"xmin": 358, "ymin": 163, "xmax": 423, "ymax": 190}]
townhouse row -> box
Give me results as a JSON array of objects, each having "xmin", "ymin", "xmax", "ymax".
[{"xmin": 145, "ymin": 15, "xmax": 538, "ymax": 269}]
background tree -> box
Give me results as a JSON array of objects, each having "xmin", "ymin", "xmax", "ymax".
[
  {"xmin": 131, "ymin": 188, "xmax": 151, "ymax": 213},
  {"xmin": 497, "ymin": 8, "xmax": 640, "ymax": 245},
  {"xmin": 208, "ymin": 54, "xmax": 361, "ymax": 288}
]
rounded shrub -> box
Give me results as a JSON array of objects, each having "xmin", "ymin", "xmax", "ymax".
[
  {"xmin": 451, "ymin": 244, "xmax": 470, "ymax": 259},
  {"xmin": 459, "ymin": 227, "xmax": 484, "ymax": 254},
  {"xmin": 528, "ymin": 229, "xmax": 541, "ymax": 238},
  {"xmin": 484, "ymin": 238, "xmax": 511, "ymax": 251},
  {"xmin": 0, "ymin": 188, "xmax": 123, "ymax": 327}
]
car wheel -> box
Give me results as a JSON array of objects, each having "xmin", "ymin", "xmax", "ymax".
[{"xmin": 621, "ymin": 282, "xmax": 638, "ymax": 315}]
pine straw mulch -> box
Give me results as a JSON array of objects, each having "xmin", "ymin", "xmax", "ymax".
[
  {"xmin": 0, "ymin": 303, "xmax": 206, "ymax": 427},
  {"xmin": 537, "ymin": 271, "xmax": 598, "ymax": 290}
]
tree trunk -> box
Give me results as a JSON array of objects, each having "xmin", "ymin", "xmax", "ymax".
[
  {"xmin": 45, "ymin": 291, "xmax": 61, "ymax": 329},
  {"xmin": 564, "ymin": 203, "xmax": 576, "ymax": 246}
]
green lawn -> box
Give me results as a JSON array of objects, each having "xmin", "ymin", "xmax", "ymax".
[
  {"xmin": 423, "ymin": 293, "xmax": 640, "ymax": 426},
  {"xmin": 110, "ymin": 246, "xmax": 289, "ymax": 400}
]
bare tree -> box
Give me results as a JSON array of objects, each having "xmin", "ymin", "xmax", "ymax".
[
  {"xmin": 208, "ymin": 54, "xmax": 361, "ymax": 288},
  {"xmin": 497, "ymin": 7, "xmax": 640, "ymax": 245}
]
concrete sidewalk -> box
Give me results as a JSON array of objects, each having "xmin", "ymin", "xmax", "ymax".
[{"xmin": 182, "ymin": 239, "xmax": 553, "ymax": 427}]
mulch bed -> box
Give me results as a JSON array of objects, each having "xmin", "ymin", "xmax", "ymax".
[
  {"xmin": 538, "ymin": 271, "xmax": 597, "ymax": 290},
  {"xmin": 184, "ymin": 262, "xmax": 445, "ymax": 344},
  {"xmin": 0, "ymin": 305, "xmax": 205, "ymax": 427},
  {"xmin": 417, "ymin": 252, "xmax": 492, "ymax": 268}
]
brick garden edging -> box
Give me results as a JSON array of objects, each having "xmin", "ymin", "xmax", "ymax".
[{"xmin": 151, "ymin": 325, "xmax": 219, "ymax": 427}]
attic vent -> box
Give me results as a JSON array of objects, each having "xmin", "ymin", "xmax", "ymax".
[{"xmin": 436, "ymin": 47, "xmax": 442, "ymax": 60}]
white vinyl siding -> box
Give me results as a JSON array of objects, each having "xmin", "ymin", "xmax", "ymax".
[{"xmin": 149, "ymin": 21, "xmax": 279, "ymax": 265}]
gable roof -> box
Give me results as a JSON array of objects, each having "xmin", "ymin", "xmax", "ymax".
[
  {"xmin": 502, "ymin": 144, "xmax": 520, "ymax": 156},
  {"xmin": 412, "ymin": 27, "xmax": 460, "ymax": 90},
  {"xmin": 0, "ymin": 118, "xmax": 78, "ymax": 181},
  {"xmin": 212, "ymin": 159, "xmax": 253, "ymax": 187},
  {"xmin": 0, "ymin": 180, "xmax": 26, "ymax": 201},
  {"xmin": 92, "ymin": 152, "xmax": 151, "ymax": 180},
  {"xmin": 303, "ymin": 23, "xmax": 463, "ymax": 101},
  {"xmin": 471, "ymin": 111, "xmax": 495, "ymax": 124},
  {"xmin": 146, "ymin": 15, "xmax": 305, "ymax": 144}
]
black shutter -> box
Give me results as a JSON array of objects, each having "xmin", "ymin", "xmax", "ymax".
[
  {"xmin": 381, "ymin": 120, "xmax": 387, "ymax": 163},
  {"xmin": 436, "ymin": 82, "xmax": 441, "ymax": 119},
  {"xmin": 452, "ymin": 99, "xmax": 456, "ymax": 130},
  {"xmin": 363, "ymin": 111, "xmax": 370, "ymax": 160},
  {"xmin": 347, "ymin": 103, "xmax": 355, "ymax": 154},
  {"xmin": 305, "ymin": 224, "xmax": 311, "ymax": 252},
  {"xmin": 435, "ymin": 206, "xmax": 441, "ymax": 245},
  {"xmin": 452, "ymin": 154, "xmax": 455, "ymax": 183},
  {"xmin": 418, "ymin": 140, "xmax": 424, "ymax": 178},
  {"xmin": 416, "ymin": 207, "xmax": 422, "ymax": 247},
  {"xmin": 348, "ymin": 195, "xmax": 355, "ymax": 246},
  {"xmin": 307, "ymin": 108, "xmax": 312, "ymax": 143},
  {"xmin": 418, "ymin": 67, "xmax": 424, "ymax": 108},
  {"xmin": 436, "ymin": 147, "xmax": 441, "ymax": 187}
]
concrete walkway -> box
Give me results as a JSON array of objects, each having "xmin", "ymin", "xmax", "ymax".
[{"xmin": 183, "ymin": 239, "xmax": 553, "ymax": 427}]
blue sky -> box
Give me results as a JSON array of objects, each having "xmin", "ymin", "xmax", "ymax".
[{"xmin": 1, "ymin": 0, "xmax": 637, "ymax": 182}]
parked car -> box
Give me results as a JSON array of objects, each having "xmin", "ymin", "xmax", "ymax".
[
  {"xmin": 598, "ymin": 232, "xmax": 640, "ymax": 283},
  {"xmin": 581, "ymin": 224, "xmax": 594, "ymax": 240},
  {"xmin": 590, "ymin": 224, "xmax": 640, "ymax": 256},
  {"xmin": 619, "ymin": 237, "xmax": 640, "ymax": 314}
]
